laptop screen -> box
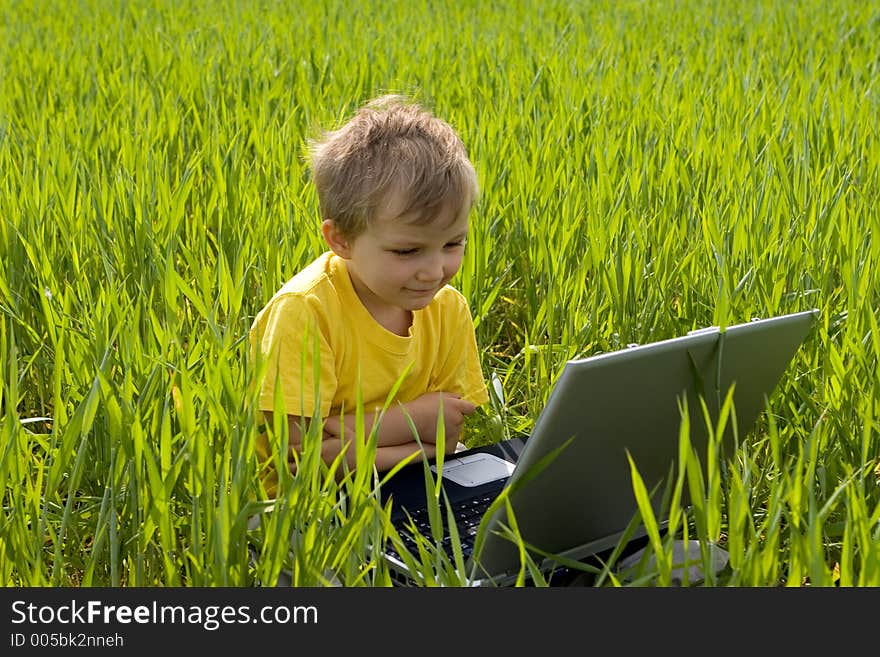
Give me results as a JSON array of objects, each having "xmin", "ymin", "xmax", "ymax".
[{"xmin": 471, "ymin": 310, "xmax": 818, "ymax": 578}]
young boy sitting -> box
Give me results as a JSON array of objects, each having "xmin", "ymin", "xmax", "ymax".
[{"xmin": 250, "ymin": 95, "xmax": 489, "ymax": 490}]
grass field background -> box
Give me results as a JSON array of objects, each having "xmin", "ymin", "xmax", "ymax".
[{"xmin": 1, "ymin": 0, "xmax": 878, "ymax": 586}]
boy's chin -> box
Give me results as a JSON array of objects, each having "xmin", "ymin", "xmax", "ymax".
[
  {"xmin": 402, "ymin": 295, "xmax": 437, "ymax": 311},
  {"xmin": 405, "ymin": 299, "xmax": 434, "ymax": 311},
  {"xmin": 399, "ymin": 288, "xmax": 439, "ymax": 310}
]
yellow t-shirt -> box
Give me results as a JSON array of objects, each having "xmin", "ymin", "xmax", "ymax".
[{"xmin": 250, "ymin": 250, "xmax": 489, "ymax": 436}]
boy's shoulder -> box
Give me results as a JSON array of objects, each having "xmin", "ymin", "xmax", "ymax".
[
  {"xmin": 274, "ymin": 251, "xmax": 336, "ymax": 298},
  {"xmin": 255, "ymin": 252, "xmax": 344, "ymax": 323},
  {"xmin": 430, "ymin": 284, "xmax": 473, "ymax": 318},
  {"xmin": 433, "ymin": 284, "xmax": 468, "ymax": 305}
]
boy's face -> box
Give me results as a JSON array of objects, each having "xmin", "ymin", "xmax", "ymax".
[{"xmin": 323, "ymin": 191, "xmax": 469, "ymax": 321}]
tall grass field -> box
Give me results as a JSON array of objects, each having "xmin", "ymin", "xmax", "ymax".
[{"xmin": 1, "ymin": 0, "xmax": 878, "ymax": 586}]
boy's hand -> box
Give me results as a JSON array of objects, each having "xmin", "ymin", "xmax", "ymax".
[
  {"xmin": 319, "ymin": 392, "xmax": 476, "ymax": 453},
  {"xmin": 411, "ymin": 391, "xmax": 476, "ymax": 449},
  {"xmin": 322, "ymin": 415, "xmax": 352, "ymax": 443}
]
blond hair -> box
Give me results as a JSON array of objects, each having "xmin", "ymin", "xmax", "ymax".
[{"xmin": 309, "ymin": 95, "xmax": 479, "ymax": 238}]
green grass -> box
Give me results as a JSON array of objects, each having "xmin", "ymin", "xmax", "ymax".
[{"xmin": 1, "ymin": 0, "xmax": 878, "ymax": 586}]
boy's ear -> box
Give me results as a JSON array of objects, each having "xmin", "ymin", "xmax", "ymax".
[{"xmin": 321, "ymin": 220, "xmax": 352, "ymax": 258}]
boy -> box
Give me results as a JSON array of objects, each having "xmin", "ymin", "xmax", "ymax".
[{"xmin": 250, "ymin": 95, "xmax": 489, "ymax": 490}]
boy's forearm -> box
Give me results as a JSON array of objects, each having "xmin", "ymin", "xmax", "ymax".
[
  {"xmin": 291, "ymin": 439, "xmax": 435, "ymax": 475},
  {"xmin": 335, "ymin": 403, "xmax": 431, "ymax": 447},
  {"xmin": 373, "ymin": 442, "xmax": 436, "ymax": 470}
]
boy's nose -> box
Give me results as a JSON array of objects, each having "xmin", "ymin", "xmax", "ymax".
[{"xmin": 416, "ymin": 254, "xmax": 445, "ymax": 281}]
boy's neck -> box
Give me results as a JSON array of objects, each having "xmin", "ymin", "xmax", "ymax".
[
  {"xmin": 374, "ymin": 307, "xmax": 413, "ymax": 337},
  {"xmin": 345, "ymin": 267, "xmax": 413, "ymax": 336}
]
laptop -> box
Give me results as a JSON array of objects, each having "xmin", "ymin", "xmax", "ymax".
[{"xmin": 379, "ymin": 309, "xmax": 819, "ymax": 586}]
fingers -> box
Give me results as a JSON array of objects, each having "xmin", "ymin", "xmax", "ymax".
[
  {"xmin": 322, "ymin": 416, "xmax": 341, "ymax": 438},
  {"xmin": 448, "ymin": 395, "xmax": 476, "ymax": 415},
  {"xmin": 440, "ymin": 392, "xmax": 476, "ymax": 415}
]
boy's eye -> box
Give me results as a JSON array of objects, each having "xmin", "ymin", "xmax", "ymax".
[
  {"xmin": 391, "ymin": 248, "xmax": 417, "ymax": 256},
  {"xmin": 445, "ymin": 241, "xmax": 465, "ymax": 249}
]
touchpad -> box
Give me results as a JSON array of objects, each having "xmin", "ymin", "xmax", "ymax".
[{"xmin": 431, "ymin": 453, "xmax": 516, "ymax": 487}]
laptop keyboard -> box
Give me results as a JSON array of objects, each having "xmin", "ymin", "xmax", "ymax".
[{"xmin": 390, "ymin": 492, "xmax": 497, "ymax": 560}]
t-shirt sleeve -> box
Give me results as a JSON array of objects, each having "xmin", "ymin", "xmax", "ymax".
[
  {"xmin": 432, "ymin": 294, "xmax": 489, "ymax": 406},
  {"xmin": 253, "ymin": 293, "xmax": 336, "ymax": 418}
]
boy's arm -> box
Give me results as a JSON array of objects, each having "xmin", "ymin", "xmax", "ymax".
[
  {"xmin": 261, "ymin": 410, "xmax": 445, "ymax": 475},
  {"xmin": 262, "ymin": 392, "xmax": 474, "ymax": 472},
  {"xmin": 324, "ymin": 392, "xmax": 476, "ymax": 448},
  {"xmin": 317, "ymin": 439, "xmax": 442, "ymax": 472}
]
